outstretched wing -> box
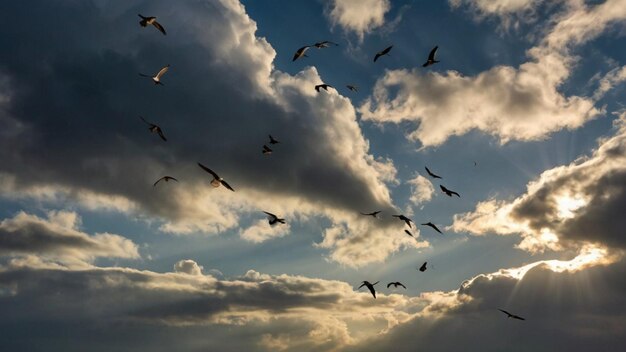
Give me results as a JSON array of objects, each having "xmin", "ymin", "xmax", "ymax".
[
  {"xmin": 220, "ymin": 179, "xmax": 235, "ymax": 192},
  {"xmin": 387, "ymin": 282, "xmax": 393, "ymax": 288},
  {"xmin": 153, "ymin": 177, "xmax": 165, "ymax": 187},
  {"xmin": 374, "ymin": 53, "xmax": 381, "ymax": 62},
  {"xmin": 399, "ymin": 283, "xmax": 406, "ymax": 289},
  {"xmin": 404, "ymin": 229, "xmax": 414, "ymax": 237},
  {"xmin": 155, "ymin": 65, "xmax": 170, "ymax": 79},
  {"xmin": 451, "ymin": 190, "xmax": 461, "ymax": 197},
  {"xmin": 263, "ymin": 211, "xmax": 277, "ymax": 220},
  {"xmin": 197, "ymin": 163, "xmax": 219, "ymax": 179},
  {"xmin": 157, "ymin": 128, "xmax": 167, "ymax": 141},
  {"xmin": 152, "ymin": 20, "xmax": 166, "ymax": 35},
  {"xmin": 428, "ymin": 46, "xmax": 438, "ymax": 61},
  {"xmin": 139, "ymin": 115, "xmax": 151, "ymax": 125}
]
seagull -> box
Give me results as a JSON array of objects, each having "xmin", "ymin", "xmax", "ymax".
[
  {"xmin": 346, "ymin": 85, "xmax": 358, "ymax": 92},
  {"xmin": 139, "ymin": 64, "xmax": 170, "ymax": 85},
  {"xmin": 360, "ymin": 211, "xmax": 381, "ymax": 218},
  {"xmin": 404, "ymin": 229, "xmax": 415, "ymax": 238},
  {"xmin": 313, "ymin": 41, "xmax": 339, "ymax": 48},
  {"xmin": 358, "ymin": 281, "xmax": 379, "ymax": 299},
  {"xmin": 153, "ymin": 176, "xmax": 178, "ymax": 187},
  {"xmin": 315, "ymin": 84, "xmax": 333, "ymax": 92},
  {"xmin": 293, "ymin": 46, "xmax": 311, "ymax": 61},
  {"xmin": 387, "ymin": 282, "xmax": 406, "ymax": 289},
  {"xmin": 499, "ymin": 309, "xmax": 526, "ymax": 321},
  {"xmin": 262, "ymin": 145, "xmax": 273, "ymax": 155},
  {"xmin": 269, "ymin": 135, "xmax": 280, "ymax": 144},
  {"xmin": 421, "ymin": 222, "xmax": 443, "ymax": 234},
  {"xmin": 139, "ymin": 116, "xmax": 167, "ymax": 141},
  {"xmin": 425, "ymin": 166, "xmax": 442, "ymax": 179},
  {"xmin": 422, "ymin": 46, "xmax": 439, "ymax": 67},
  {"xmin": 374, "ymin": 45, "xmax": 393, "ymax": 62},
  {"xmin": 393, "ymin": 214, "xmax": 413, "ymax": 228},
  {"xmin": 197, "ymin": 163, "xmax": 235, "ymax": 192},
  {"xmin": 138, "ymin": 14, "xmax": 166, "ymax": 35},
  {"xmin": 418, "ymin": 262, "xmax": 428, "ymax": 272},
  {"xmin": 263, "ymin": 211, "xmax": 286, "ymax": 225},
  {"xmin": 440, "ymin": 185, "xmax": 460, "ymax": 197}
]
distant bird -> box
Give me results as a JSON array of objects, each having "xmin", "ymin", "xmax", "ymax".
[
  {"xmin": 269, "ymin": 135, "xmax": 280, "ymax": 144},
  {"xmin": 263, "ymin": 211, "xmax": 286, "ymax": 225},
  {"xmin": 293, "ymin": 46, "xmax": 311, "ymax": 61},
  {"xmin": 425, "ymin": 166, "xmax": 442, "ymax": 179},
  {"xmin": 197, "ymin": 163, "xmax": 235, "ymax": 192},
  {"xmin": 474, "ymin": 161, "xmax": 478, "ymax": 166},
  {"xmin": 346, "ymin": 85, "xmax": 358, "ymax": 92},
  {"xmin": 418, "ymin": 262, "xmax": 428, "ymax": 272},
  {"xmin": 139, "ymin": 64, "xmax": 170, "ymax": 85},
  {"xmin": 387, "ymin": 282, "xmax": 406, "ymax": 289},
  {"xmin": 313, "ymin": 41, "xmax": 339, "ymax": 48},
  {"xmin": 374, "ymin": 45, "xmax": 393, "ymax": 62},
  {"xmin": 138, "ymin": 14, "xmax": 166, "ymax": 35},
  {"xmin": 358, "ymin": 281, "xmax": 379, "ymax": 299},
  {"xmin": 139, "ymin": 116, "xmax": 167, "ymax": 141},
  {"xmin": 262, "ymin": 145, "xmax": 273, "ymax": 155},
  {"xmin": 360, "ymin": 210, "xmax": 381, "ymax": 218},
  {"xmin": 421, "ymin": 222, "xmax": 443, "ymax": 234},
  {"xmin": 499, "ymin": 309, "xmax": 525, "ymax": 321},
  {"xmin": 393, "ymin": 214, "xmax": 413, "ymax": 228},
  {"xmin": 315, "ymin": 84, "xmax": 333, "ymax": 92},
  {"xmin": 153, "ymin": 176, "xmax": 178, "ymax": 187},
  {"xmin": 440, "ymin": 185, "xmax": 460, "ymax": 197},
  {"xmin": 422, "ymin": 46, "xmax": 439, "ymax": 67},
  {"xmin": 404, "ymin": 229, "xmax": 415, "ymax": 238}
]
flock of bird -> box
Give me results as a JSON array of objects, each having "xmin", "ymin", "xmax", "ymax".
[{"xmin": 136, "ymin": 14, "xmax": 524, "ymax": 321}]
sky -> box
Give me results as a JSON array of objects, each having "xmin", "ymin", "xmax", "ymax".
[{"xmin": 0, "ymin": 0, "xmax": 625, "ymax": 351}]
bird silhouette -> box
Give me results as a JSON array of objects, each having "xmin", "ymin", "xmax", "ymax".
[
  {"xmin": 393, "ymin": 214, "xmax": 413, "ymax": 228},
  {"xmin": 440, "ymin": 185, "xmax": 460, "ymax": 197},
  {"xmin": 425, "ymin": 166, "xmax": 442, "ymax": 179},
  {"xmin": 422, "ymin": 46, "xmax": 440, "ymax": 67},
  {"xmin": 197, "ymin": 163, "xmax": 235, "ymax": 192},
  {"xmin": 360, "ymin": 211, "xmax": 381, "ymax": 218},
  {"xmin": 387, "ymin": 282, "xmax": 406, "ymax": 289},
  {"xmin": 153, "ymin": 176, "xmax": 178, "ymax": 187},
  {"xmin": 313, "ymin": 41, "xmax": 339, "ymax": 48},
  {"xmin": 138, "ymin": 14, "xmax": 166, "ymax": 35},
  {"xmin": 346, "ymin": 85, "xmax": 358, "ymax": 92},
  {"xmin": 293, "ymin": 46, "xmax": 311, "ymax": 61},
  {"xmin": 139, "ymin": 116, "xmax": 167, "ymax": 141},
  {"xmin": 269, "ymin": 135, "xmax": 280, "ymax": 144},
  {"xmin": 263, "ymin": 211, "xmax": 286, "ymax": 225},
  {"xmin": 421, "ymin": 222, "xmax": 443, "ymax": 234},
  {"xmin": 404, "ymin": 229, "xmax": 415, "ymax": 238},
  {"xmin": 315, "ymin": 84, "xmax": 333, "ymax": 92},
  {"xmin": 262, "ymin": 145, "xmax": 273, "ymax": 155},
  {"xmin": 499, "ymin": 309, "xmax": 525, "ymax": 320},
  {"xmin": 358, "ymin": 281, "xmax": 379, "ymax": 298},
  {"xmin": 374, "ymin": 45, "xmax": 393, "ymax": 62},
  {"xmin": 418, "ymin": 262, "xmax": 428, "ymax": 272},
  {"xmin": 139, "ymin": 64, "xmax": 169, "ymax": 85}
]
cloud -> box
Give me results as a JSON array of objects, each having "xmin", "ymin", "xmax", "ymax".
[
  {"xmin": 449, "ymin": 0, "xmax": 545, "ymax": 29},
  {"xmin": 173, "ymin": 259, "xmax": 203, "ymax": 275},
  {"xmin": 240, "ymin": 219, "xmax": 291, "ymax": 243},
  {"xmin": 325, "ymin": 0, "xmax": 391, "ymax": 40},
  {"xmin": 407, "ymin": 174, "xmax": 435, "ymax": 205}
]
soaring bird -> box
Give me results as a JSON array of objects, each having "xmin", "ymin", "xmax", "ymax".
[
  {"xmin": 422, "ymin": 46, "xmax": 440, "ymax": 67},
  {"xmin": 262, "ymin": 145, "xmax": 273, "ymax": 155},
  {"xmin": 360, "ymin": 211, "xmax": 381, "ymax": 218},
  {"xmin": 418, "ymin": 262, "xmax": 428, "ymax": 272},
  {"xmin": 387, "ymin": 282, "xmax": 407, "ymax": 289},
  {"xmin": 374, "ymin": 45, "xmax": 393, "ymax": 62},
  {"xmin": 346, "ymin": 85, "xmax": 359, "ymax": 92},
  {"xmin": 269, "ymin": 135, "xmax": 280, "ymax": 144},
  {"xmin": 314, "ymin": 41, "xmax": 339, "ymax": 48},
  {"xmin": 139, "ymin": 116, "xmax": 167, "ymax": 141},
  {"xmin": 404, "ymin": 229, "xmax": 415, "ymax": 238},
  {"xmin": 315, "ymin": 84, "xmax": 333, "ymax": 92},
  {"xmin": 293, "ymin": 46, "xmax": 311, "ymax": 61},
  {"xmin": 393, "ymin": 214, "xmax": 413, "ymax": 228},
  {"xmin": 138, "ymin": 14, "xmax": 166, "ymax": 35},
  {"xmin": 358, "ymin": 281, "xmax": 379, "ymax": 299},
  {"xmin": 197, "ymin": 163, "xmax": 235, "ymax": 192},
  {"xmin": 499, "ymin": 309, "xmax": 526, "ymax": 321},
  {"xmin": 263, "ymin": 211, "xmax": 286, "ymax": 225},
  {"xmin": 425, "ymin": 166, "xmax": 442, "ymax": 179},
  {"xmin": 421, "ymin": 222, "xmax": 443, "ymax": 234},
  {"xmin": 139, "ymin": 64, "xmax": 170, "ymax": 85},
  {"xmin": 440, "ymin": 185, "xmax": 460, "ymax": 197},
  {"xmin": 153, "ymin": 176, "xmax": 178, "ymax": 187}
]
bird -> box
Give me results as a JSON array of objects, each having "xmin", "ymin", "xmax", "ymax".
[
  {"xmin": 262, "ymin": 145, "xmax": 273, "ymax": 155},
  {"xmin": 422, "ymin": 46, "xmax": 439, "ymax": 67},
  {"xmin": 374, "ymin": 45, "xmax": 393, "ymax": 62},
  {"xmin": 346, "ymin": 85, "xmax": 358, "ymax": 92},
  {"xmin": 421, "ymin": 222, "xmax": 443, "ymax": 234},
  {"xmin": 404, "ymin": 229, "xmax": 415, "ymax": 238},
  {"xmin": 425, "ymin": 166, "xmax": 442, "ymax": 179},
  {"xmin": 197, "ymin": 163, "xmax": 235, "ymax": 192},
  {"xmin": 138, "ymin": 14, "xmax": 166, "ymax": 35},
  {"xmin": 387, "ymin": 282, "xmax": 406, "ymax": 289},
  {"xmin": 293, "ymin": 46, "xmax": 311, "ymax": 61},
  {"xmin": 498, "ymin": 309, "xmax": 525, "ymax": 321},
  {"xmin": 358, "ymin": 281, "xmax": 379, "ymax": 299},
  {"xmin": 418, "ymin": 262, "xmax": 428, "ymax": 272},
  {"xmin": 139, "ymin": 116, "xmax": 167, "ymax": 141},
  {"xmin": 393, "ymin": 214, "xmax": 413, "ymax": 228},
  {"xmin": 263, "ymin": 211, "xmax": 286, "ymax": 225},
  {"xmin": 313, "ymin": 41, "xmax": 339, "ymax": 48},
  {"xmin": 440, "ymin": 185, "xmax": 460, "ymax": 197},
  {"xmin": 268, "ymin": 135, "xmax": 280, "ymax": 144},
  {"xmin": 153, "ymin": 176, "xmax": 178, "ymax": 187},
  {"xmin": 315, "ymin": 84, "xmax": 333, "ymax": 92},
  {"xmin": 360, "ymin": 210, "xmax": 381, "ymax": 218},
  {"xmin": 474, "ymin": 161, "xmax": 478, "ymax": 167},
  {"xmin": 139, "ymin": 64, "xmax": 170, "ymax": 85}
]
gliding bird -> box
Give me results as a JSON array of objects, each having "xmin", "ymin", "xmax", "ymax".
[
  {"xmin": 440, "ymin": 185, "xmax": 460, "ymax": 197},
  {"xmin": 263, "ymin": 211, "xmax": 286, "ymax": 225},
  {"xmin": 314, "ymin": 41, "xmax": 339, "ymax": 48},
  {"xmin": 425, "ymin": 166, "xmax": 442, "ymax": 179},
  {"xmin": 293, "ymin": 46, "xmax": 311, "ymax": 61},
  {"xmin": 315, "ymin": 84, "xmax": 333, "ymax": 92},
  {"xmin": 418, "ymin": 262, "xmax": 428, "ymax": 272},
  {"xmin": 262, "ymin": 145, "xmax": 273, "ymax": 155},
  {"xmin": 139, "ymin": 116, "xmax": 167, "ymax": 141},
  {"xmin": 346, "ymin": 85, "xmax": 358, "ymax": 92},
  {"xmin": 393, "ymin": 214, "xmax": 414, "ymax": 228},
  {"xmin": 268, "ymin": 135, "xmax": 280, "ymax": 144},
  {"xmin": 387, "ymin": 282, "xmax": 406, "ymax": 289},
  {"xmin": 139, "ymin": 64, "xmax": 170, "ymax": 85},
  {"xmin": 421, "ymin": 222, "xmax": 443, "ymax": 234},
  {"xmin": 360, "ymin": 211, "xmax": 381, "ymax": 218},
  {"xmin": 153, "ymin": 176, "xmax": 178, "ymax": 187},
  {"xmin": 374, "ymin": 45, "xmax": 393, "ymax": 62},
  {"xmin": 498, "ymin": 309, "xmax": 526, "ymax": 321},
  {"xmin": 358, "ymin": 281, "xmax": 379, "ymax": 299},
  {"xmin": 138, "ymin": 14, "xmax": 166, "ymax": 35},
  {"xmin": 422, "ymin": 46, "xmax": 440, "ymax": 67},
  {"xmin": 197, "ymin": 163, "xmax": 235, "ymax": 192}
]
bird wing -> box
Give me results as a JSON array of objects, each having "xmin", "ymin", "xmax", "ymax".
[
  {"xmin": 513, "ymin": 315, "xmax": 525, "ymax": 320},
  {"xmin": 197, "ymin": 163, "xmax": 219, "ymax": 178},
  {"xmin": 387, "ymin": 282, "xmax": 393, "ymax": 288},
  {"xmin": 399, "ymin": 283, "xmax": 406, "ymax": 289},
  {"xmin": 315, "ymin": 85, "xmax": 321, "ymax": 92},
  {"xmin": 263, "ymin": 145, "xmax": 272, "ymax": 151},
  {"xmin": 440, "ymin": 185, "xmax": 448, "ymax": 192},
  {"xmin": 404, "ymin": 230, "xmax": 414, "ymax": 237},
  {"xmin": 157, "ymin": 128, "xmax": 167, "ymax": 141},
  {"xmin": 451, "ymin": 190, "xmax": 460, "ymax": 197},
  {"xmin": 139, "ymin": 116, "xmax": 151, "ymax": 125},
  {"xmin": 374, "ymin": 53, "xmax": 381, "ymax": 62},
  {"xmin": 428, "ymin": 46, "xmax": 438, "ymax": 60},
  {"xmin": 152, "ymin": 21, "xmax": 166, "ymax": 35},
  {"xmin": 358, "ymin": 282, "xmax": 366, "ymax": 289},
  {"xmin": 138, "ymin": 73, "xmax": 151, "ymax": 77},
  {"xmin": 368, "ymin": 285, "xmax": 376, "ymax": 298},
  {"xmin": 153, "ymin": 177, "xmax": 165, "ymax": 187},
  {"xmin": 155, "ymin": 65, "xmax": 170, "ymax": 79},
  {"xmin": 292, "ymin": 46, "xmax": 309, "ymax": 61},
  {"xmin": 220, "ymin": 179, "xmax": 235, "ymax": 192},
  {"xmin": 430, "ymin": 223, "xmax": 442, "ymax": 234},
  {"xmin": 263, "ymin": 211, "xmax": 277, "ymax": 220},
  {"xmin": 166, "ymin": 177, "xmax": 178, "ymax": 182},
  {"xmin": 498, "ymin": 309, "xmax": 512, "ymax": 316}
]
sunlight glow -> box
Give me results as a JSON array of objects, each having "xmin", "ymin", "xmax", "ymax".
[{"xmin": 556, "ymin": 194, "xmax": 587, "ymax": 219}]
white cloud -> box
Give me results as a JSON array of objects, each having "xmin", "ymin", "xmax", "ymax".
[
  {"xmin": 173, "ymin": 259, "xmax": 204, "ymax": 275},
  {"xmin": 407, "ymin": 174, "xmax": 435, "ymax": 205},
  {"xmin": 326, "ymin": 0, "xmax": 391, "ymax": 40},
  {"xmin": 240, "ymin": 219, "xmax": 291, "ymax": 243}
]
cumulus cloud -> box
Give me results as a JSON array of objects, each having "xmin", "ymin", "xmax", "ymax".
[
  {"xmin": 240, "ymin": 219, "xmax": 291, "ymax": 243},
  {"xmin": 325, "ymin": 0, "xmax": 391, "ymax": 40},
  {"xmin": 449, "ymin": 0, "xmax": 545, "ymax": 29},
  {"xmin": 407, "ymin": 174, "xmax": 435, "ymax": 205},
  {"xmin": 173, "ymin": 259, "xmax": 204, "ymax": 275}
]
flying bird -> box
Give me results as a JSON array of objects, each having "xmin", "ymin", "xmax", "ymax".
[
  {"xmin": 440, "ymin": 185, "xmax": 460, "ymax": 197},
  {"xmin": 138, "ymin": 14, "xmax": 166, "ymax": 35},
  {"xmin": 404, "ymin": 229, "xmax": 415, "ymax": 238},
  {"xmin": 421, "ymin": 222, "xmax": 443, "ymax": 234},
  {"xmin": 268, "ymin": 135, "xmax": 280, "ymax": 144},
  {"xmin": 292, "ymin": 46, "xmax": 311, "ymax": 61},
  {"xmin": 425, "ymin": 166, "xmax": 442, "ymax": 179},
  {"xmin": 139, "ymin": 64, "xmax": 170, "ymax": 85},
  {"xmin": 418, "ymin": 262, "xmax": 428, "ymax": 272},
  {"xmin": 346, "ymin": 85, "xmax": 358, "ymax": 92},
  {"xmin": 358, "ymin": 281, "xmax": 379, "ymax": 299},
  {"xmin": 393, "ymin": 214, "xmax": 413, "ymax": 228},
  {"xmin": 360, "ymin": 210, "xmax": 381, "ymax": 218},
  {"xmin": 139, "ymin": 116, "xmax": 167, "ymax": 141},
  {"xmin": 387, "ymin": 282, "xmax": 407, "ymax": 289},
  {"xmin": 422, "ymin": 46, "xmax": 440, "ymax": 67},
  {"xmin": 262, "ymin": 145, "xmax": 273, "ymax": 155},
  {"xmin": 197, "ymin": 163, "xmax": 235, "ymax": 192},
  {"xmin": 499, "ymin": 309, "xmax": 526, "ymax": 321},
  {"xmin": 263, "ymin": 211, "xmax": 286, "ymax": 225},
  {"xmin": 313, "ymin": 41, "xmax": 339, "ymax": 48},
  {"xmin": 153, "ymin": 176, "xmax": 178, "ymax": 187},
  {"xmin": 315, "ymin": 84, "xmax": 333, "ymax": 92},
  {"xmin": 374, "ymin": 45, "xmax": 393, "ymax": 62}
]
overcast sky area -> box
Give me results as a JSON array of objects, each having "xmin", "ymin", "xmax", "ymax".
[{"xmin": 1, "ymin": 0, "xmax": 626, "ymax": 351}]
